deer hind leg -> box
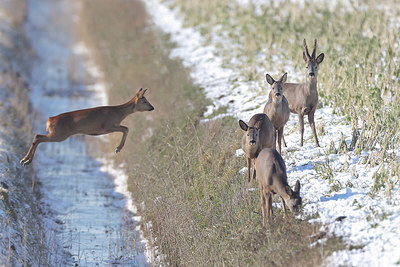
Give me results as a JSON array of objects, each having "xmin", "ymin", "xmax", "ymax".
[
  {"xmin": 281, "ymin": 131, "xmax": 287, "ymax": 148},
  {"xmin": 20, "ymin": 134, "xmax": 65, "ymax": 166},
  {"xmin": 298, "ymin": 114, "xmax": 304, "ymax": 146},
  {"xmin": 260, "ymin": 185, "xmax": 266, "ymax": 227},
  {"xmin": 308, "ymin": 112, "xmax": 320, "ymax": 147},
  {"xmin": 265, "ymin": 190, "xmax": 273, "ymax": 219}
]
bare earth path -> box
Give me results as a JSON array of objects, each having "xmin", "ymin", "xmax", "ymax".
[{"xmin": 24, "ymin": 0, "xmax": 148, "ymax": 265}]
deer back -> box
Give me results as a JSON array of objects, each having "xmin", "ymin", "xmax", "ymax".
[
  {"xmin": 256, "ymin": 148, "xmax": 302, "ymax": 211},
  {"xmin": 282, "ymin": 82, "xmax": 318, "ymax": 115},
  {"xmin": 256, "ymin": 148, "xmax": 288, "ymax": 191}
]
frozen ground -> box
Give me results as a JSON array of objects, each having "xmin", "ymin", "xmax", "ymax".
[{"xmin": 144, "ymin": 0, "xmax": 400, "ymax": 266}]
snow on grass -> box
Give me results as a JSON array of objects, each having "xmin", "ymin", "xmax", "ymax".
[{"xmin": 144, "ymin": 0, "xmax": 400, "ymax": 266}]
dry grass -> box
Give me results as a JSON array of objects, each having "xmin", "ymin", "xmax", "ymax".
[
  {"xmin": 0, "ymin": 0, "xmax": 66, "ymax": 265},
  {"xmin": 81, "ymin": 0, "xmax": 345, "ymax": 265}
]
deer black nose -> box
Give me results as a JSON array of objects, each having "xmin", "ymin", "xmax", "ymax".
[
  {"xmin": 309, "ymin": 72, "xmax": 315, "ymax": 78},
  {"xmin": 249, "ymin": 140, "xmax": 256, "ymax": 145},
  {"xmin": 275, "ymin": 93, "xmax": 281, "ymax": 97}
]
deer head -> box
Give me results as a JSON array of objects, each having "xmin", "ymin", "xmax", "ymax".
[
  {"xmin": 303, "ymin": 39, "xmax": 324, "ymax": 81},
  {"xmin": 239, "ymin": 119, "xmax": 263, "ymax": 148},
  {"xmin": 284, "ymin": 180, "xmax": 302, "ymax": 212},
  {"xmin": 266, "ymin": 72, "xmax": 287, "ymax": 103},
  {"xmin": 133, "ymin": 88, "xmax": 155, "ymax": 112}
]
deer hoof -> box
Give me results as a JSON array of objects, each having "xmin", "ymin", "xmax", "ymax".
[
  {"xmin": 115, "ymin": 147, "xmax": 120, "ymax": 153},
  {"xmin": 20, "ymin": 158, "xmax": 30, "ymax": 166}
]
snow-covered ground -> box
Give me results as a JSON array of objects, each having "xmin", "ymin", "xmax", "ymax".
[{"xmin": 144, "ymin": 0, "xmax": 400, "ymax": 266}]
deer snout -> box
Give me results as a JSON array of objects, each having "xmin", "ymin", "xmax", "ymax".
[
  {"xmin": 308, "ymin": 72, "xmax": 315, "ymax": 78},
  {"xmin": 249, "ymin": 140, "xmax": 256, "ymax": 145},
  {"xmin": 275, "ymin": 92, "xmax": 281, "ymax": 97},
  {"xmin": 149, "ymin": 106, "xmax": 155, "ymax": 111}
]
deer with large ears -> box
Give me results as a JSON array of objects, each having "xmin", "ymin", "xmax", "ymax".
[
  {"xmin": 281, "ymin": 39, "xmax": 324, "ymax": 147},
  {"xmin": 264, "ymin": 72, "xmax": 290, "ymax": 154},
  {"xmin": 20, "ymin": 88, "xmax": 154, "ymax": 166},
  {"xmin": 255, "ymin": 148, "xmax": 302, "ymax": 226},
  {"xmin": 239, "ymin": 113, "xmax": 275, "ymax": 182}
]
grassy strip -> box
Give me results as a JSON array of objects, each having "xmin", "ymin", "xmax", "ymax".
[{"xmin": 81, "ymin": 0, "xmax": 345, "ymax": 265}]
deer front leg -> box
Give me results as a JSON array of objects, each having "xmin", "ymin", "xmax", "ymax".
[
  {"xmin": 114, "ymin": 125, "xmax": 129, "ymax": 153},
  {"xmin": 308, "ymin": 112, "xmax": 320, "ymax": 147},
  {"xmin": 277, "ymin": 127, "xmax": 284, "ymax": 154},
  {"xmin": 246, "ymin": 157, "xmax": 251, "ymax": 183},
  {"xmin": 280, "ymin": 196, "xmax": 287, "ymax": 217},
  {"xmin": 252, "ymin": 160, "xmax": 256, "ymax": 181},
  {"xmin": 298, "ymin": 114, "xmax": 304, "ymax": 146}
]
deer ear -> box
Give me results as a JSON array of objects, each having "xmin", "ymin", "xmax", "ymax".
[
  {"xmin": 135, "ymin": 88, "xmax": 143, "ymax": 97},
  {"xmin": 137, "ymin": 88, "xmax": 148, "ymax": 98},
  {"xmin": 303, "ymin": 51, "xmax": 308, "ymax": 62},
  {"xmin": 294, "ymin": 180, "xmax": 301, "ymax": 193},
  {"xmin": 239, "ymin": 120, "xmax": 248, "ymax": 131},
  {"xmin": 279, "ymin": 72, "xmax": 287, "ymax": 83},
  {"xmin": 265, "ymin": 74, "xmax": 274, "ymax": 85},
  {"xmin": 316, "ymin": 53, "xmax": 324, "ymax": 64},
  {"xmin": 285, "ymin": 185, "xmax": 293, "ymax": 196}
]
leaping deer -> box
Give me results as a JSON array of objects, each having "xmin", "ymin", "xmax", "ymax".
[
  {"xmin": 281, "ymin": 39, "xmax": 324, "ymax": 147},
  {"xmin": 20, "ymin": 88, "xmax": 154, "ymax": 166}
]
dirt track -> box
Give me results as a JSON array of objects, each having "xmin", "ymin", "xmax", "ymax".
[{"xmin": 24, "ymin": 0, "xmax": 148, "ymax": 265}]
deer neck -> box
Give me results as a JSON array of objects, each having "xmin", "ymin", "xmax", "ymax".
[
  {"xmin": 272, "ymin": 98, "xmax": 282, "ymax": 113},
  {"xmin": 119, "ymin": 100, "xmax": 136, "ymax": 117},
  {"xmin": 303, "ymin": 77, "xmax": 318, "ymax": 95},
  {"xmin": 245, "ymin": 145, "xmax": 260, "ymax": 159}
]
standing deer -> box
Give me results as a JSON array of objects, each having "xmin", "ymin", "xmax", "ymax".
[
  {"xmin": 239, "ymin": 113, "xmax": 275, "ymax": 182},
  {"xmin": 255, "ymin": 148, "xmax": 302, "ymax": 226},
  {"xmin": 264, "ymin": 72, "xmax": 290, "ymax": 154},
  {"xmin": 282, "ymin": 39, "xmax": 324, "ymax": 147},
  {"xmin": 20, "ymin": 88, "xmax": 154, "ymax": 166}
]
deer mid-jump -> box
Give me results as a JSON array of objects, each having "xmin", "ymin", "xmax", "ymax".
[
  {"xmin": 20, "ymin": 88, "xmax": 154, "ymax": 166},
  {"xmin": 282, "ymin": 39, "xmax": 324, "ymax": 147},
  {"xmin": 255, "ymin": 148, "xmax": 302, "ymax": 226}
]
